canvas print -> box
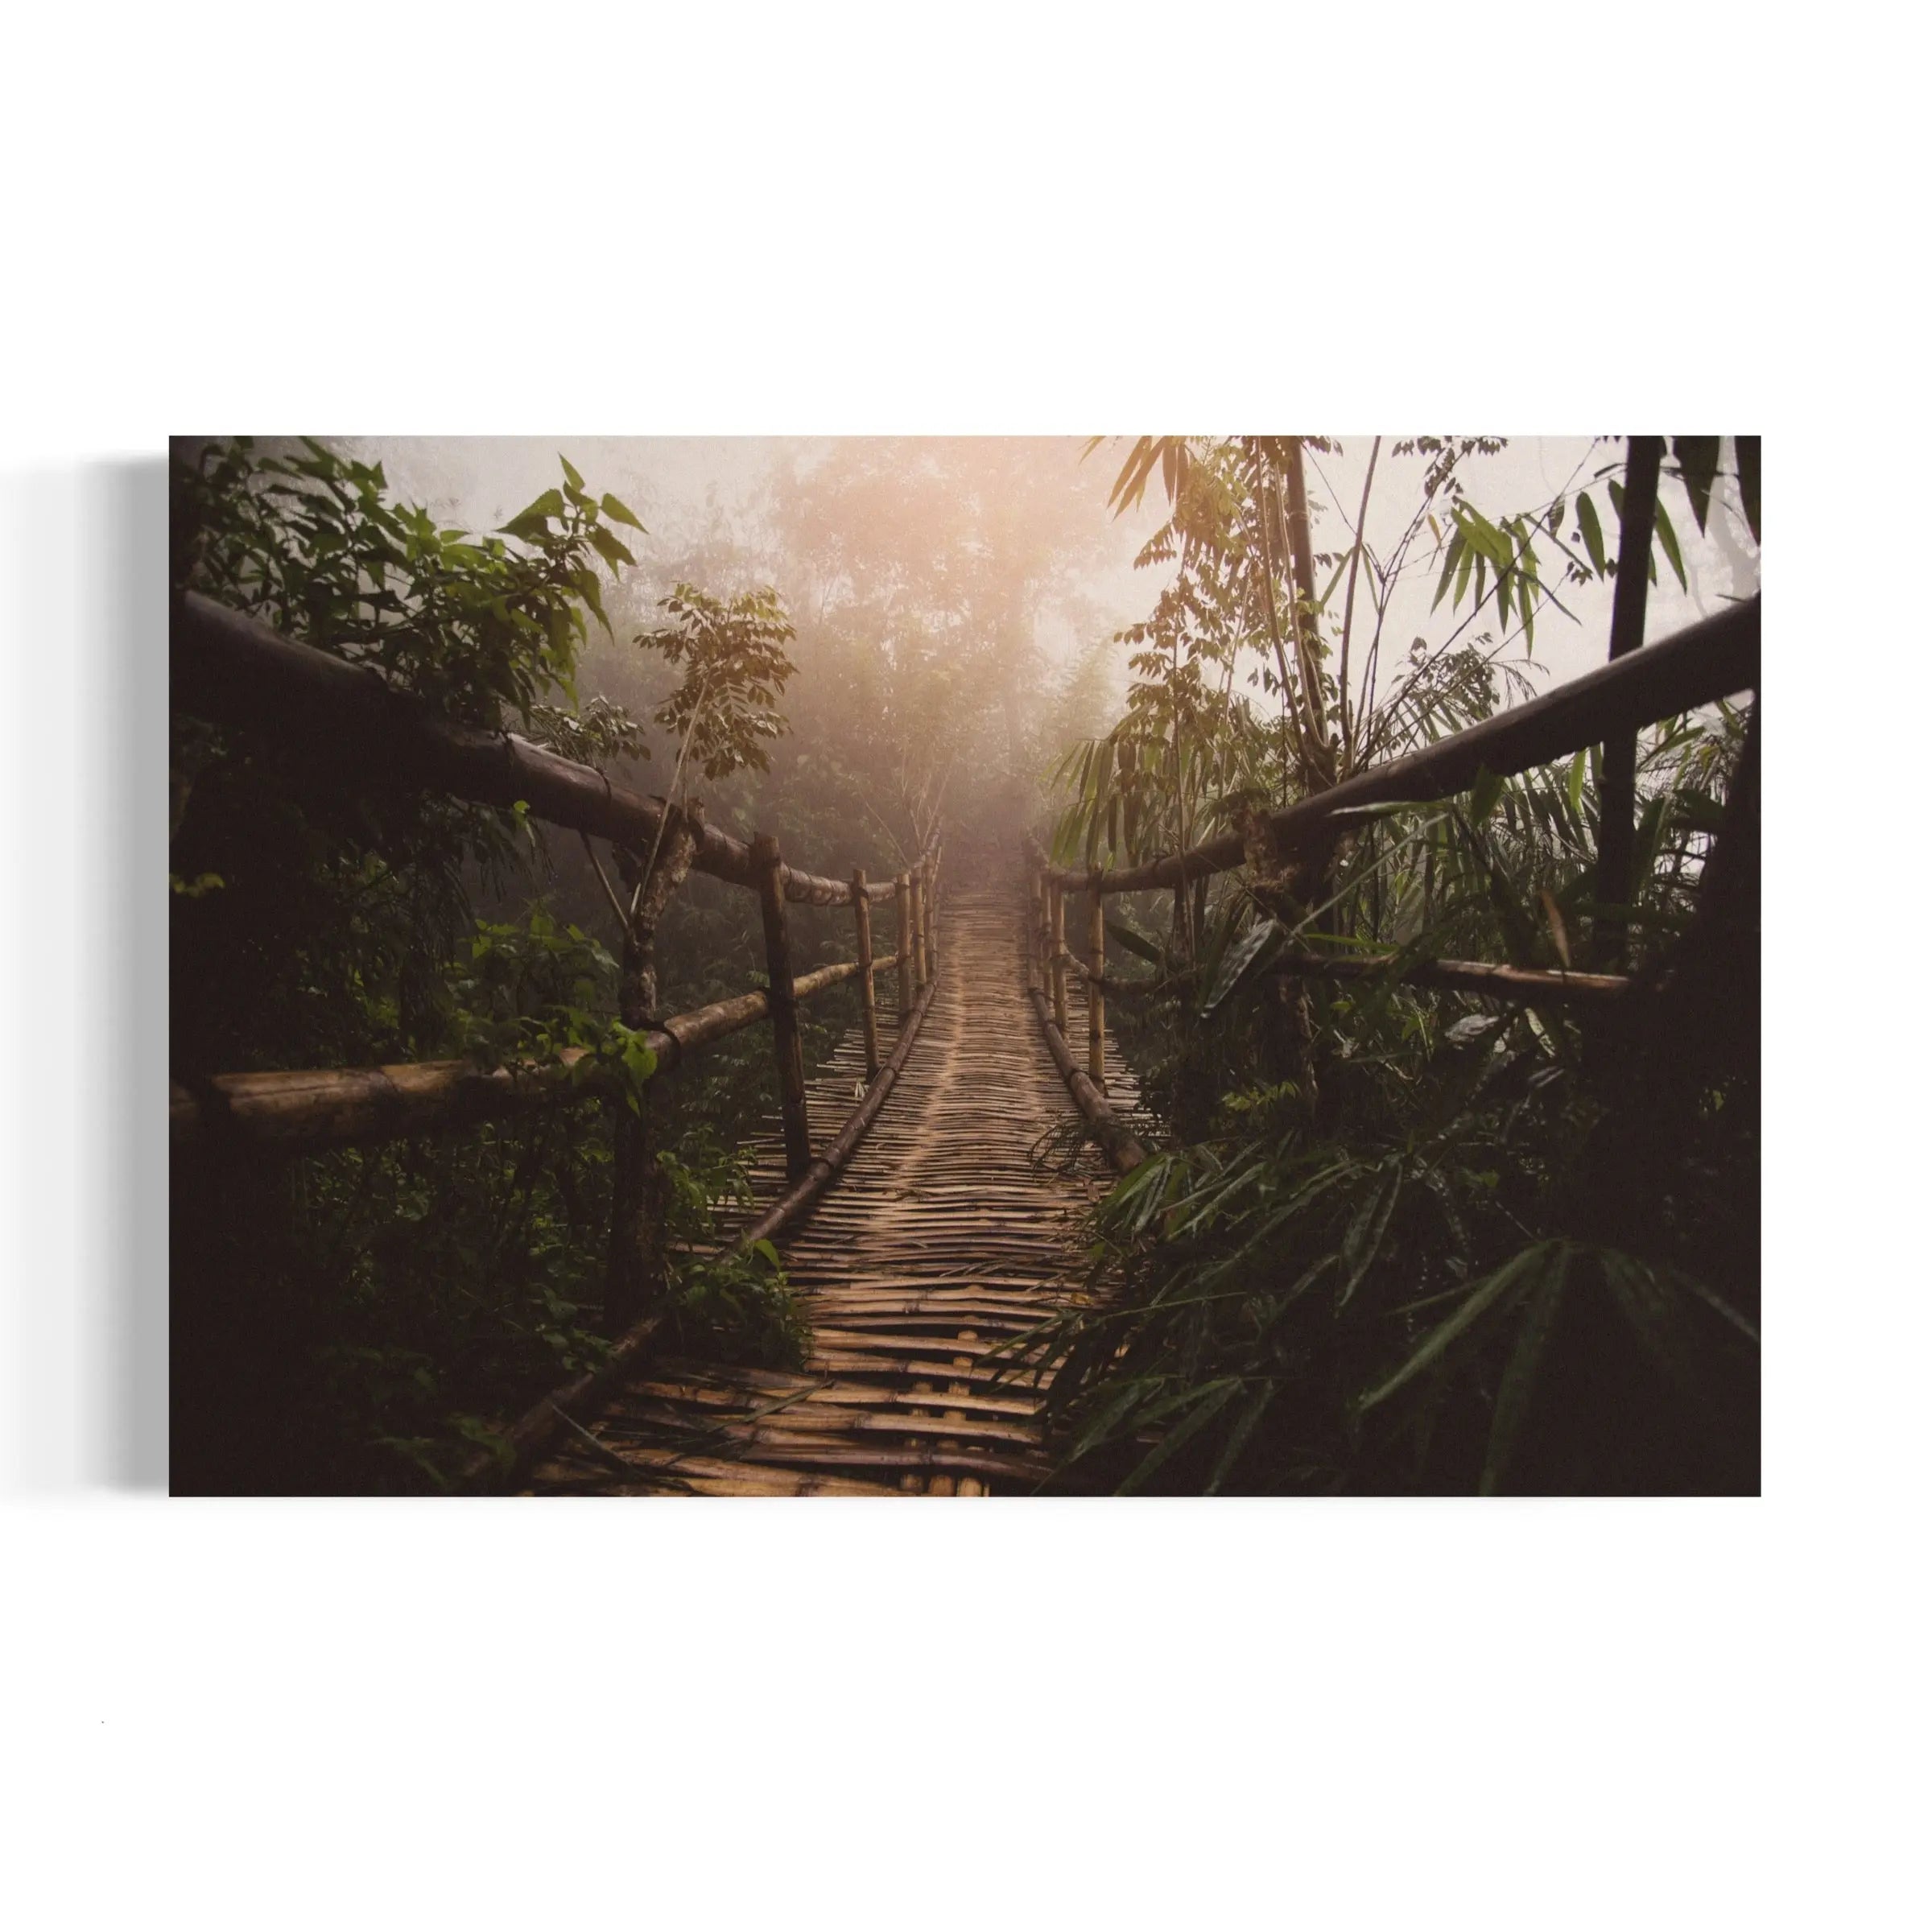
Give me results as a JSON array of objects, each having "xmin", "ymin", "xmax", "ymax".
[{"xmin": 169, "ymin": 436, "xmax": 1761, "ymax": 1496}]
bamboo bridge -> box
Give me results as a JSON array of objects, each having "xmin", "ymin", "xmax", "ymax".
[{"xmin": 169, "ymin": 584, "xmax": 1761, "ymax": 1495}]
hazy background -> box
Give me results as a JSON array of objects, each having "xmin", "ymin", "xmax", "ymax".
[{"xmin": 344, "ymin": 434, "xmax": 1760, "ymax": 746}]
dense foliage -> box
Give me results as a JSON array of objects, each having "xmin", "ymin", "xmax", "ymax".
[
  {"xmin": 1017, "ymin": 436, "xmax": 1761, "ymax": 1494},
  {"xmin": 170, "ymin": 436, "xmax": 1132, "ymax": 1492},
  {"xmin": 171, "ymin": 442, "xmax": 839, "ymax": 1491}
]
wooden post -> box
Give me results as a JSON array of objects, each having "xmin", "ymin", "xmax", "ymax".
[
  {"xmin": 910, "ymin": 864, "xmax": 928, "ymax": 990},
  {"xmin": 852, "ymin": 865, "xmax": 881, "ymax": 1080},
  {"xmin": 1050, "ymin": 881, "xmax": 1068, "ymax": 1034},
  {"xmin": 1593, "ymin": 434, "xmax": 1665, "ymax": 972},
  {"xmin": 752, "ymin": 832, "xmax": 811, "ymax": 1182},
  {"xmin": 894, "ymin": 871, "xmax": 913, "ymax": 1026},
  {"xmin": 924, "ymin": 852, "xmax": 939, "ymax": 978},
  {"xmin": 1088, "ymin": 890, "xmax": 1106, "ymax": 1087},
  {"xmin": 1035, "ymin": 869, "xmax": 1053, "ymax": 1001}
]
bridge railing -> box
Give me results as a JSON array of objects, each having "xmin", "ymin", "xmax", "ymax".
[
  {"xmin": 1023, "ymin": 589, "xmax": 1761, "ymax": 1166},
  {"xmin": 171, "ymin": 589, "xmax": 942, "ymax": 1479}
]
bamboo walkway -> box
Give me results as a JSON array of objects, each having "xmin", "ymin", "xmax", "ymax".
[{"xmin": 527, "ymin": 883, "xmax": 1145, "ymax": 1496}]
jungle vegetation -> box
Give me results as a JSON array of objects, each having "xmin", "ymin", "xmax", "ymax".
[
  {"xmin": 1018, "ymin": 436, "xmax": 1760, "ymax": 1494},
  {"xmin": 168, "ymin": 436, "xmax": 1125, "ymax": 1492},
  {"xmin": 167, "ymin": 434, "xmax": 1759, "ymax": 1495}
]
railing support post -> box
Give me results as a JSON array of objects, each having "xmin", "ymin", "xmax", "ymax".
[
  {"xmin": 1593, "ymin": 434, "xmax": 1664, "ymax": 972},
  {"xmin": 924, "ymin": 849, "xmax": 939, "ymax": 978},
  {"xmin": 1050, "ymin": 881, "xmax": 1067, "ymax": 1034},
  {"xmin": 752, "ymin": 832, "xmax": 811, "ymax": 1183},
  {"xmin": 852, "ymin": 865, "xmax": 881, "ymax": 1080},
  {"xmin": 1088, "ymin": 890, "xmax": 1106, "ymax": 1087},
  {"xmin": 894, "ymin": 871, "xmax": 913, "ymax": 1026},
  {"xmin": 910, "ymin": 864, "xmax": 928, "ymax": 991},
  {"xmin": 1028, "ymin": 865, "xmax": 1046, "ymax": 993}
]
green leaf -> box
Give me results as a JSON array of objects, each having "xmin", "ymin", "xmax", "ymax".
[
  {"xmin": 1670, "ymin": 436, "xmax": 1721, "ymax": 535},
  {"xmin": 1567, "ymin": 748, "xmax": 1587, "ymax": 819},
  {"xmin": 1653, "ymin": 498, "xmax": 1688, "ymax": 592},
  {"xmin": 601, "ymin": 492, "xmax": 646, "ymax": 532},
  {"xmin": 1203, "ymin": 1383, "xmax": 1276, "ymax": 1495},
  {"xmin": 1198, "ymin": 918, "xmax": 1286, "ymax": 1022},
  {"xmin": 1577, "ymin": 493, "xmax": 1608, "ymax": 576},
  {"xmin": 1735, "ymin": 436, "xmax": 1761, "ymax": 543},
  {"xmin": 500, "ymin": 488, "xmax": 565, "ymax": 542},
  {"xmin": 1117, "ymin": 1381, "xmax": 1241, "ymax": 1495},
  {"xmin": 559, "ymin": 454, "xmax": 584, "ymax": 492},
  {"xmin": 1338, "ymin": 1162, "xmax": 1402, "ymax": 1307},
  {"xmin": 1360, "ymin": 1242, "xmax": 1552, "ymax": 1412},
  {"xmin": 1105, "ymin": 919, "xmax": 1162, "ymax": 965},
  {"xmin": 589, "ymin": 524, "xmax": 636, "ymax": 575},
  {"xmin": 1480, "ymin": 1246, "xmax": 1569, "ymax": 1493},
  {"xmin": 1431, "ymin": 530, "xmax": 1464, "ymax": 611}
]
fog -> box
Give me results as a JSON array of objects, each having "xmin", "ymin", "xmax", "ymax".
[{"xmin": 326, "ymin": 435, "xmax": 1757, "ymax": 870}]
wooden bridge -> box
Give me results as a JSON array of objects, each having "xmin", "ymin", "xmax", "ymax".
[
  {"xmin": 170, "ymin": 563, "xmax": 1760, "ymax": 1496},
  {"xmin": 530, "ymin": 884, "xmax": 1142, "ymax": 1495}
]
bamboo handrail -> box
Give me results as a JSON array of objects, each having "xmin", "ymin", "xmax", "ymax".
[
  {"xmin": 1269, "ymin": 952, "xmax": 1629, "ymax": 1004},
  {"xmin": 174, "ymin": 592, "xmax": 922, "ymax": 908},
  {"xmin": 1037, "ymin": 597, "xmax": 1760, "ymax": 896},
  {"xmin": 170, "ymin": 956, "xmax": 896, "ymax": 1155},
  {"xmin": 1047, "ymin": 942, "xmax": 1630, "ymax": 1007}
]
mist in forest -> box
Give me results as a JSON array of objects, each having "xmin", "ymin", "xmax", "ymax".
[{"xmin": 320, "ymin": 433, "xmax": 1760, "ymax": 869}]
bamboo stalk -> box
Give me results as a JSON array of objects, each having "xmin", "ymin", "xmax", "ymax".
[
  {"xmin": 752, "ymin": 832, "xmax": 811, "ymax": 1183},
  {"xmin": 895, "ymin": 872, "xmax": 913, "ymax": 1026},
  {"xmin": 1049, "ymin": 881, "xmax": 1067, "ymax": 1034},
  {"xmin": 910, "ymin": 865, "xmax": 929, "ymax": 990},
  {"xmin": 1027, "ymin": 866, "xmax": 1045, "ymax": 994},
  {"xmin": 1593, "ymin": 434, "xmax": 1665, "ymax": 970},
  {"xmin": 852, "ymin": 866, "xmax": 881, "ymax": 1080},
  {"xmin": 1087, "ymin": 891, "xmax": 1105, "ymax": 1086},
  {"xmin": 1269, "ymin": 952, "xmax": 1631, "ymax": 1004},
  {"xmin": 924, "ymin": 850, "xmax": 939, "ymax": 978}
]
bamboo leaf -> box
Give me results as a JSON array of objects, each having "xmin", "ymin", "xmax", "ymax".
[
  {"xmin": 1670, "ymin": 436, "xmax": 1721, "ymax": 535},
  {"xmin": 1577, "ymin": 493, "xmax": 1608, "ymax": 576},
  {"xmin": 1204, "ymin": 1383, "xmax": 1277, "ymax": 1494},
  {"xmin": 1479, "ymin": 1247, "xmax": 1569, "ymax": 1493},
  {"xmin": 1653, "ymin": 499, "xmax": 1688, "ymax": 592},
  {"xmin": 1360, "ymin": 1242, "xmax": 1552, "ymax": 1412},
  {"xmin": 1198, "ymin": 918, "xmax": 1286, "ymax": 1021},
  {"xmin": 1338, "ymin": 1162, "xmax": 1402, "ymax": 1308},
  {"xmin": 1118, "ymin": 1381, "xmax": 1242, "ymax": 1494},
  {"xmin": 1736, "ymin": 436, "xmax": 1761, "ymax": 543}
]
